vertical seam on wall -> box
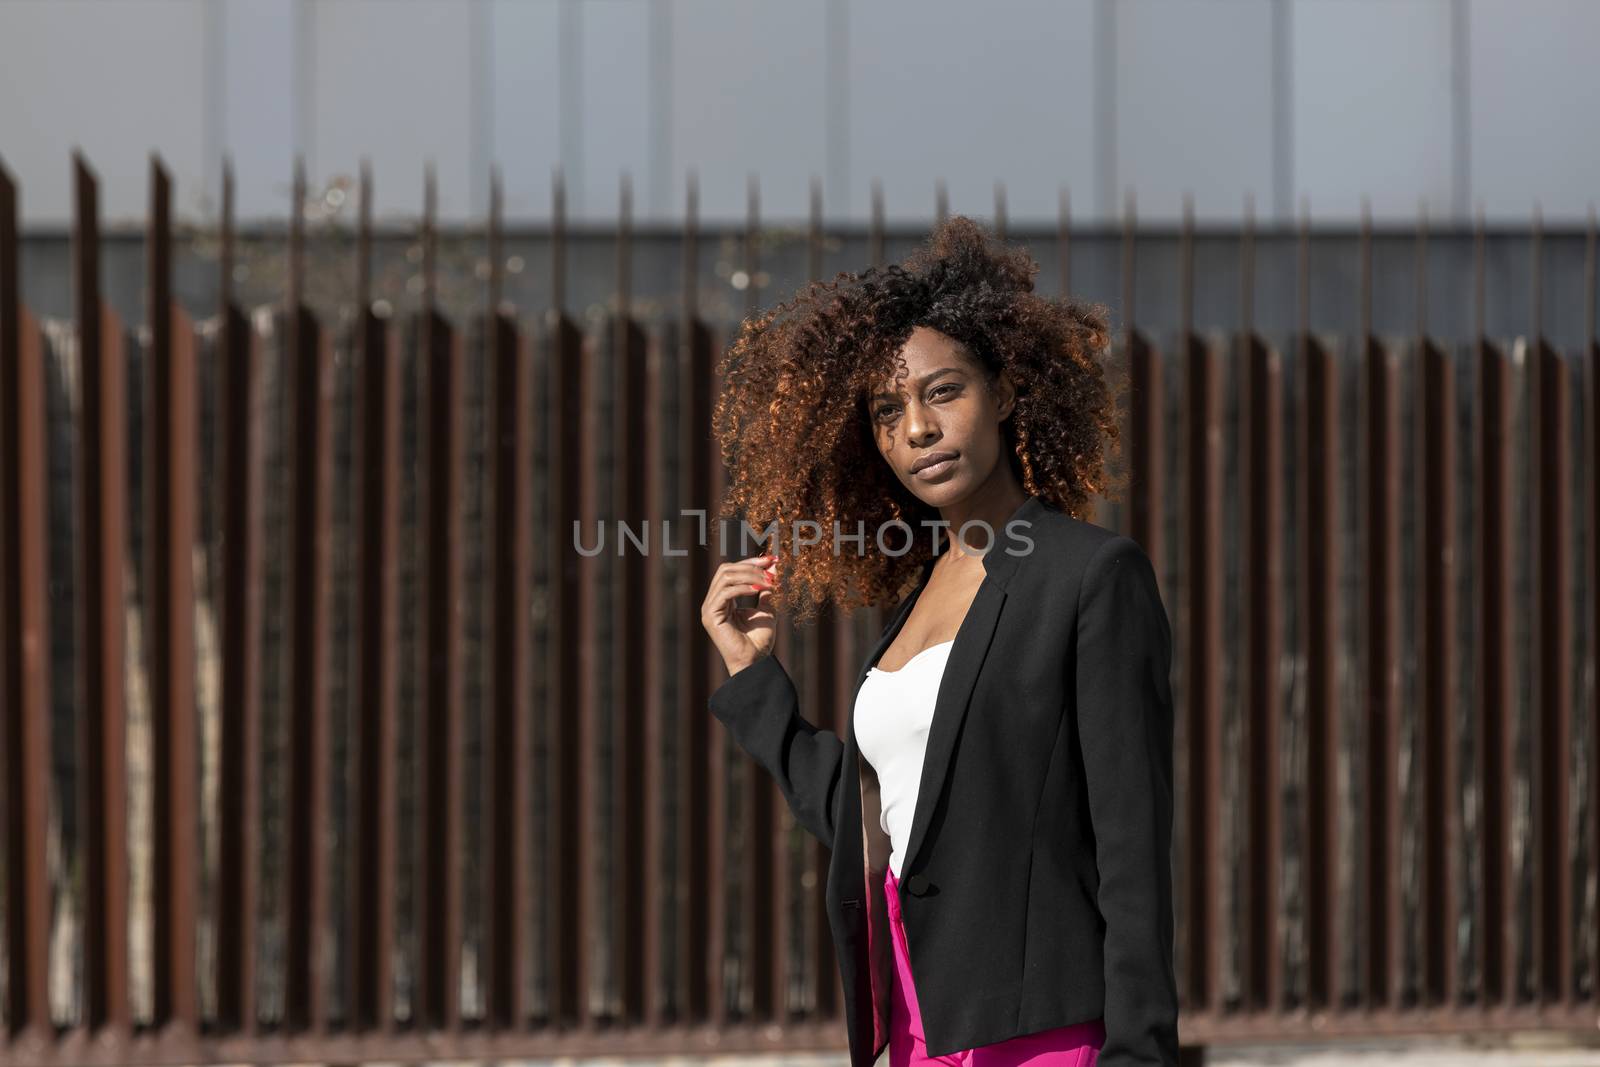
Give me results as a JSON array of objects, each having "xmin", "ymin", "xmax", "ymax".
[
  {"xmin": 1093, "ymin": 0, "xmax": 1116, "ymax": 222},
  {"xmin": 471, "ymin": 0, "xmax": 492, "ymax": 219},
  {"xmin": 1272, "ymin": 0, "xmax": 1293, "ymax": 223},
  {"xmin": 647, "ymin": 0, "xmax": 672, "ymax": 221},
  {"xmin": 293, "ymin": 0, "xmax": 315, "ymax": 180},
  {"xmin": 1450, "ymin": 0, "xmax": 1471, "ymax": 220},
  {"xmin": 558, "ymin": 0, "xmax": 582, "ymax": 218},
  {"xmin": 825, "ymin": 0, "xmax": 850, "ymax": 221},
  {"xmin": 202, "ymin": 2, "xmax": 224, "ymax": 199}
]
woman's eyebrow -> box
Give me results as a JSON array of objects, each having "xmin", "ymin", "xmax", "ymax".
[{"xmin": 869, "ymin": 366, "xmax": 963, "ymax": 401}]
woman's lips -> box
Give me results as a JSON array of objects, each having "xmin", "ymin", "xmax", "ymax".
[{"xmin": 912, "ymin": 453, "xmax": 958, "ymax": 480}]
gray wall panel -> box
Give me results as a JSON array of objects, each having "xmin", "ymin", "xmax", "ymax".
[
  {"xmin": 846, "ymin": 0, "xmax": 1097, "ymax": 226},
  {"xmin": 309, "ymin": 0, "xmax": 478, "ymax": 220},
  {"xmin": 488, "ymin": 0, "xmax": 563, "ymax": 223},
  {"xmin": 668, "ymin": 1, "xmax": 829, "ymax": 225},
  {"xmin": 574, "ymin": 0, "xmax": 652, "ymax": 223},
  {"xmin": 1, "ymin": 0, "xmax": 1595, "ymax": 227},
  {"xmin": 1292, "ymin": 0, "xmax": 1455, "ymax": 222},
  {"xmin": 1115, "ymin": 0, "xmax": 1275, "ymax": 223},
  {"xmin": 218, "ymin": 0, "xmax": 298, "ymax": 223},
  {"xmin": 0, "ymin": 0, "xmax": 208, "ymax": 225},
  {"xmin": 1469, "ymin": 0, "xmax": 1600, "ymax": 221}
]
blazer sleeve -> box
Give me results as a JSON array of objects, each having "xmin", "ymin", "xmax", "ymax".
[
  {"xmin": 708, "ymin": 653, "xmax": 844, "ymax": 852},
  {"xmin": 1075, "ymin": 534, "xmax": 1180, "ymax": 1067}
]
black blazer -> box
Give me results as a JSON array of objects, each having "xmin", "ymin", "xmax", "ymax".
[{"xmin": 708, "ymin": 494, "xmax": 1178, "ymax": 1066}]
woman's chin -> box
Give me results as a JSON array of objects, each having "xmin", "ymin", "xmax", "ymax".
[{"xmin": 906, "ymin": 479, "xmax": 969, "ymax": 510}]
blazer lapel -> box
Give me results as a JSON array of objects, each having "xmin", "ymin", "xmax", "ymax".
[
  {"xmin": 856, "ymin": 571, "xmax": 930, "ymax": 692},
  {"xmin": 844, "ymin": 565, "xmax": 932, "ymax": 1057},
  {"xmin": 896, "ymin": 577, "xmax": 1008, "ymax": 877},
  {"xmin": 851, "ymin": 494, "xmax": 1039, "ymax": 881},
  {"xmin": 842, "ymin": 560, "xmax": 932, "ymax": 876}
]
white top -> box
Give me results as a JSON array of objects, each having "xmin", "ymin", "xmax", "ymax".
[{"xmin": 853, "ymin": 639, "xmax": 955, "ymax": 878}]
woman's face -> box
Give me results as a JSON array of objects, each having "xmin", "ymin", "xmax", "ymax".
[{"xmin": 866, "ymin": 325, "xmax": 1016, "ymax": 508}]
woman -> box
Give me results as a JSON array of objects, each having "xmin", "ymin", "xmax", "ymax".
[{"xmin": 700, "ymin": 216, "xmax": 1178, "ymax": 1067}]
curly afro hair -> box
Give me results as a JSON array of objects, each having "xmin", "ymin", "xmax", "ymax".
[{"xmin": 711, "ymin": 214, "xmax": 1126, "ymax": 625}]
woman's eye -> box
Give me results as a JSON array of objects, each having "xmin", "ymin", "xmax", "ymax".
[
  {"xmin": 873, "ymin": 404, "xmax": 899, "ymax": 422},
  {"xmin": 929, "ymin": 384, "xmax": 958, "ymax": 401}
]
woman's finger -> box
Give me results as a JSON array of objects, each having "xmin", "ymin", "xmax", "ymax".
[
  {"xmin": 705, "ymin": 568, "xmax": 772, "ymax": 620},
  {"xmin": 713, "ymin": 562, "xmax": 777, "ymax": 597}
]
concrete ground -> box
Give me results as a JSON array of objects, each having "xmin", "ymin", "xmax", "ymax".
[{"xmin": 468, "ymin": 1032, "xmax": 1600, "ymax": 1066}]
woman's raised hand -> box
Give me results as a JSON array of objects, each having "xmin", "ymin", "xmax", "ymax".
[{"xmin": 701, "ymin": 552, "xmax": 779, "ymax": 676}]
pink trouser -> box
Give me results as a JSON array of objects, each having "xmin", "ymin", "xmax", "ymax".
[{"xmin": 884, "ymin": 866, "xmax": 1106, "ymax": 1067}]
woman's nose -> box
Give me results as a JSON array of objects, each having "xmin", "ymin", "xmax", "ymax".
[{"xmin": 904, "ymin": 409, "xmax": 938, "ymax": 443}]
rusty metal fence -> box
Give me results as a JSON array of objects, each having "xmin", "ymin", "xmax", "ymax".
[{"xmin": 1, "ymin": 153, "xmax": 1598, "ymax": 1066}]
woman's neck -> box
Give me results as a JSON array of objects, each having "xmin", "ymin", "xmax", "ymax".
[{"xmin": 936, "ymin": 477, "xmax": 1028, "ymax": 561}]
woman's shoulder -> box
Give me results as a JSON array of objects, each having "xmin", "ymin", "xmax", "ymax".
[
  {"xmin": 1005, "ymin": 504, "xmax": 1122, "ymax": 565},
  {"xmin": 1005, "ymin": 509, "xmax": 1160, "ymax": 599}
]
